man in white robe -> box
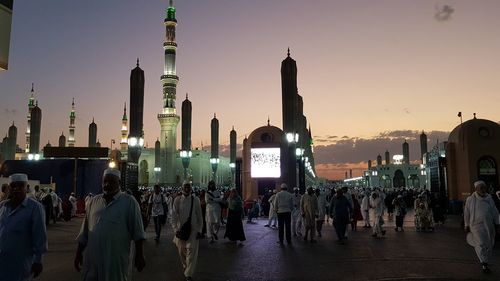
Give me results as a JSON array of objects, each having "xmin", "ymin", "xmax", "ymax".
[
  {"xmin": 315, "ymin": 188, "xmax": 328, "ymax": 237},
  {"xmin": 205, "ymin": 180, "xmax": 223, "ymax": 242},
  {"xmin": 74, "ymin": 169, "xmax": 146, "ymax": 281},
  {"xmin": 370, "ymin": 191, "xmax": 386, "ymax": 237},
  {"xmin": 172, "ymin": 181, "xmax": 203, "ymax": 281},
  {"xmin": 464, "ymin": 180, "xmax": 500, "ymax": 273},
  {"xmin": 265, "ymin": 190, "xmax": 278, "ymax": 228},
  {"xmin": 300, "ymin": 187, "xmax": 318, "ymax": 243},
  {"xmin": 361, "ymin": 193, "xmax": 371, "ymax": 228},
  {"xmin": 291, "ymin": 187, "xmax": 303, "ymax": 236}
]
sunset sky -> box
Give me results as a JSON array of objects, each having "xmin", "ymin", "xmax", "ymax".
[{"xmin": 1, "ymin": 0, "xmax": 499, "ymax": 180}]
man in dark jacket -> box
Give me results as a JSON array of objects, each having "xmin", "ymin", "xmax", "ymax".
[{"xmin": 329, "ymin": 189, "xmax": 352, "ymax": 244}]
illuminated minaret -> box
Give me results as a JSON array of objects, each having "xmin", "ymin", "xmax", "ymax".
[
  {"xmin": 25, "ymin": 83, "xmax": 36, "ymax": 153},
  {"xmin": 158, "ymin": 0, "xmax": 180, "ymax": 184},
  {"xmin": 68, "ymin": 98, "xmax": 76, "ymax": 147},
  {"xmin": 121, "ymin": 102, "xmax": 128, "ymax": 152}
]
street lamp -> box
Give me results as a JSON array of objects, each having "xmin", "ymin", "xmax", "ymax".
[{"xmin": 154, "ymin": 167, "xmax": 161, "ymax": 183}]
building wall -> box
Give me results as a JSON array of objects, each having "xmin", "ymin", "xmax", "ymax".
[
  {"xmin": 137, "ymin": 147, "xmax": 231, "ymax": 187},
  {"xmin": 0, "ymin": 1, "xmax": 13, "ymax": 71},
  {"xmin": 446, "ymin": 119, "xmax": 500, "ymax": 201}
]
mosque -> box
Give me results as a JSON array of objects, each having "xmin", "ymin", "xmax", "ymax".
[{"xmin": 0, "ymin": 1, "xmax": 316, "ymax": 193}]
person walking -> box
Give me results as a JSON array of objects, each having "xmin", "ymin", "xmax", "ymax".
[
  {"xmin": 370, "ymin": 191, "xmax": 386, "ymax": 238},
  {"xmin": 291, "ymin": 187, "xmax": 303, "ymax": 236},
  {"xmin": 149, "ymin": 184, "xmax": 166, "ymax": 242},
  {"xmin": 274, "ymin": 183, "xmax": 294, "ymax": 245},
  {"xmin": 205, "ymin": 180, "xmax": 223, "ymax": 243},
  {"xmin": 0, "ymin": 173, "xmax": 47, "ymax": 281},
  {"xmin": 464, "ymin": 180, "xmax": 500, "ymax": 273},
  {"xmin": 361, "ymin": 192, "xmax": 371, "ymax": 228},
  {"xmin": 393, "ymin": 195, "xmax": 407, "ymax": 232},
  {"xmin": 172, "ymin": 181, "xmax": 203, "ymax": 281},
  {"xmin": 301, "ymin": 187, "xmax": 318, "ymax": 243},
  {"xmin": 69, "ymin": 192, "xmax": 77, "ymax": 217},
  {"xmin": 74, "ymin": 168, "xmax": 146, "ymax": 280},
  {"xmin": 265, "ymin": 190, "xmax": 278, "ymax": 228},
  {"xmin": 315, "ymin": 188, "xmax": 328, "ymax": 237},
  {"xmin": 329, "ymin": 188, "xmax": 352, "ymax": 244},
  {"xmin": 224, "ymin": 189, "xmax": 246, "ymax": 244}
]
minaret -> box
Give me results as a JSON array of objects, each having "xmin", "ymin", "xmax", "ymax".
[
  {"xmin": 281, "ymin": 48, "xmax": 298, "ymax": 189},
  {"xmin": 403, "ymin": 140, "xmax": 409, "ymax": 164},
  {"xmin": 59, "ymin": 132, "xmax": 66, "ymax": 147},
  {"xmin": 128, "ymin": 59, "xmax": 145, "ymax": 165},
  {"xmin": 377, "ymin": 154, "xmax": 382, "ymax": 166},
  {"xmin": 68, "ymin": 98, "xmax": 76, "ymax": 147},
  {"xmin": 88, "ymin": 118, "xmax": 97, "ymax": 147},
  {"xmin": 120, "ymin": 102, "xmax": 128, "ymax": 152},
  {"xmin": 385, "ymin": 150, "xmax": 390, "ymax": 165},
  {"xmin": 230, "ymin": 126, "xmax": 237, "ymax": 187},
  {"xmin": 29, "ymin": 102, "xmax": 42, "ymax": 155},
  {"xmin": 181, "ymin": 93, "xmax": 192, "ymax": 180},
  {"xmin": 25, "ymin": 83, "xmax": 36, "ymax": 153},
  {"xmin": 158, "ymin": 0, "xmax": 180, "ymax": 184},
  {"xmin": 210, "ymin": 113, "xmax": 220, "ymax": 180},
  {"xmin": 420, "ymin": 131, "xmax": 428, "ymax": 163},
  {"xmin": 7, "ymin": 122, "xmax": 17, "ymax": 160}
]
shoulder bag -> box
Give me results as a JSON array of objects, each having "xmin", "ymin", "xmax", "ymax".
[{"xmin": 175, "ymin": 196, "xmax": 194, "ymax": 241}]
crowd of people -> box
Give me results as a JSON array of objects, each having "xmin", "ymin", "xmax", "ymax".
[{"xmin": 0, "ymin": 170, "xmax": 499, "ymax": 280}]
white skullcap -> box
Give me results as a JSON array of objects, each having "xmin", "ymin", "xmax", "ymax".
[
  {"xmin": 103, "ymin": 168, "xmax": 121, "ymax": 179},
  {"xmin": 9, "ymin": 173, "xmax": 28, "ymax": 183},
  {"xmin": 474, "ymin": 180, "xmax": 486, "ymax": 189},
  {"xmin": 280, "ymin": 183, "xmax": 288, "ymax": 189}
]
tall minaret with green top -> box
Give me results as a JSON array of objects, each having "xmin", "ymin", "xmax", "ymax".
[
  {"xmin": 25, "ymin": 83, "xmax": 36, "ymax": 152},
  {"xmin": 68, "ymin": 98, "xmax": 76, "ymax": 147},
  {"xmin": 158, "ymin": 0, "xmax": 180, "ymax": 184}
]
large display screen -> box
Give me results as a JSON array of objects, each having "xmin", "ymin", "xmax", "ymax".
[{"xmin": 251, "ymin": 148, "xmax": 281, "ymax": 178}]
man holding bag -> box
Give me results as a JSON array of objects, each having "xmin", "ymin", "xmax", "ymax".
[{"xmin": 172, "ymin": 181, "xmax": 203, "ymax": 281}]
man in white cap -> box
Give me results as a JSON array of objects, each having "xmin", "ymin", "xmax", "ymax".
[
  {"xmin": 274, "ymin": 183, "xmax": 295, "ymax": 244},
  {"xmin": 172, "ymin": 181, "xmax": 203, "ymax": 281},
  {"xmin": 464, "ymin": 180, "xmax": 500, "ymax": 273},
  {"xmin": 0, "ymin": 173, "xmax": 47, "ymax": 281},
  {"xmin": 74, "ymin": 168, "xmax": 146, "ymax": 280},
  {"xmin": 205, "ymin": 180, "xmax": 223, "ymax": 243}
]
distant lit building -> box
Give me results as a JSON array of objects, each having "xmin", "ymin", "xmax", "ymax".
[{"xmin": 360, "ymin": 141, "xmax": 427, "ymax": 189}]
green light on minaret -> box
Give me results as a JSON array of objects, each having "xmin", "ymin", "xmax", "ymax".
[{"xmin": 166, "ymin": 0, "xmax": 176, "ymax": 21}]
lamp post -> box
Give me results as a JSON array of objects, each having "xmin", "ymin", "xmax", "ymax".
[
  {"xmin": 180, "ymin": 150, "xmax": 192, "ymax": 181},
  {"xmin": 154, "ymin": 167, "xmax": 161, "ymax": 184},
  {"xmin": 286, "ymin": 131, "xmax": 299, "ymax": 192}
]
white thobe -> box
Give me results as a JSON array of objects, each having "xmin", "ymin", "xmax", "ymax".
[
  {"xmin": 370, "ymin": 197, "xmax": 384, "ymax": 234},
  {"xmin": 361, "ymin": 196, "xmax": 370, "ymax": 224},
  {"xmin": 316, "ymin": 194, "xmax": 328, "ymax": 221},
  {"xmin": 464, "ymin": 192, "xmax": 500, "ymax": 264},
  {"xmin": 77, "ymin": 192, "xmax": 145, "ymax": 281},
  {"xmin": 172, "ymin": 194, "xmax": 203, "ymax": 278},
  {"xmin": 205, "ymin": 190, "xmax": 222, "ymax": 224},
  {"xmin": 300, "ymin": 194, "xmax": 318, "ymax": 229}
]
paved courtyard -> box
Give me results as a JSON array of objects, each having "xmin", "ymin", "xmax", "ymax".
[{"xmin": 38, "ymin": 213, "xmax": 499, "ymax": 281}]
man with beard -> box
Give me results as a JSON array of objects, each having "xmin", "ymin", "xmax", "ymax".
[
  {"xmin": 0, "ymin": 173, "xmax": 47, "ymax": 281},
  {"xmin": 74, "ymin": 168, "xmax": 145, "ymax": 280},
  {"xmin": 172, "ymin": 181, "xmax": 203, "ymax": 281},
  {"xmin": 464, "ymin": 181, "xmax": 500, "ymax": 273}
]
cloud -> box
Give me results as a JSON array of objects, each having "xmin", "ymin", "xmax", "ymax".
[
  {"xmin": 435, "ymin": 4, "xmax": 454, "ymax": 22},
  {"xmin": 3, "ymin": 108, "xmax": 17, "ymax": 116},
  {"xmin": 312, "ymin": 130, "xmax": 449, "ymax": 179}
]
